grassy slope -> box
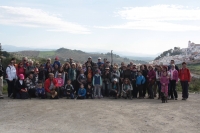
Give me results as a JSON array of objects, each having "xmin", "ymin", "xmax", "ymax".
[{"xmin": 38, "ymin": 51, "xmax": 56, "ymax": 58}]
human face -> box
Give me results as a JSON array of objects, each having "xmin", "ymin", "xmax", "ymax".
[
  {"xmin": 29, "ymin": 74, "xmax": 33, "ymax": 79},
  {"xmin": 182, "ymin": 64, "xmax": 186, "ymax": 68},
  {"xmin": 171, "ymin": 60, "xmax": 174, "ymax": 65},
  {"xmin": 67, "ymin": 80, "xmax": 71, "ymax": 84},
  {"xmin": 19, "ymin": 63, "xmax": 23, "ymax": 67},
  {"xmin": 49, "ymin": 74, "xmax": 54, "ymax": 80}
]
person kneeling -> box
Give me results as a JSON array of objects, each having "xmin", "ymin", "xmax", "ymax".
[
  {"xmin": 86, "ymin": 84, "xmax": 93, "ymax": 99},
  {"xmin": 36, "ymin": 81, "xmax": 45, "ymax": 99},
  {"xmin": 122, "ymin": 78, "xmax": 133, "ymax": 100},
  {"xmin": 15, "ymin": 74, "xmax": 29, "ymax": 99},
  {"xmin": 65, "ymin": 79, "xmax": 75, "ymax": 99},
  {"xmin": 77, "ymin": 84, "xmax": 86, "ymax": 99},
  {"xmin": 110, "ymin": 78, "xmax": 120, "ymax": 99}
]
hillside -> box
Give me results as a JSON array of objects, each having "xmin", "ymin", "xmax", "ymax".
[
  {"xmin": 11, "ymin": 48, "xmax": 147, "ymax": 64},
  {"xmin": 154, "ymin": 47, "xmax": 182, "ymax": 60}
]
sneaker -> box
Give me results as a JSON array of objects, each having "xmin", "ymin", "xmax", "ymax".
[
  {"xmin": 182, "ymin": 98, "xmax": 186, "ymax": 100},
  {"xmin": 0, "ymin": 97, "xmax": 4, "ymax": 99},
  {"xmin": 175, "ymin": 98, "xmax": 177, "ymax": 100}
]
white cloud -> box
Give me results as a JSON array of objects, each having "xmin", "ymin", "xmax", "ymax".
[
  {"xmin": 0, "ymin": 6, "xmax": 90, "ymax": 34},
  {"xmin": 96, "ymin": 5, "xmax": 200, "ymax": 31},
  {"xmin": 117, "ymin": 5, "xmax": 200, "ymax": 21}
]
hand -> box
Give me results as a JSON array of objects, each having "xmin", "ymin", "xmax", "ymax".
[
  {"xmin": 163, "ymin": 83, "xmax": 165, "ymax": 86},
  {"xmin": 188, "ymin": 82, "xmax": 190, "ymax": 84},
  {"xmin": 79, "ymin": 95, "xmax": 81, "ymax": 97},
  {"xmin": 115, "ymin": 90, "xmax": 117, "ymax": 93},
  {"xmin": 176, "ymin": 82, "xmax": 178, "ymax": 84}
]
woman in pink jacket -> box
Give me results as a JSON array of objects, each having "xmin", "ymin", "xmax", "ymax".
[
  {"xmin": 160, "ymin": 71, "xmax": 169, "ymax": 98},
  {"xmin": 169, "ymin": 64, "xmax": 179, "ymax": 100}
]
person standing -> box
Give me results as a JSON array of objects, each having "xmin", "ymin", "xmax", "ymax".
[
  {"xmin": 6, "ymin": 58, "xmax": 17, "ymax": 98},
  {"xmin": 179, "ymin": 62, "xmax": 191, "ymax": 100},
  {"xmin": 0, "ymin": 60, "xmax": 4, "ymax": 99},
  {"xmin": 169, "ymin": 64, "xmax": 179, "ymax": 100},
  {"xmin": 147, "ymin": 65, "xmax": 156, "ymax": 99}
]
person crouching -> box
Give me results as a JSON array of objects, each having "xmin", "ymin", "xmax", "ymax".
[
  {"xmin": 36, "ymin": 81, "xmax": 45, "ymax": 99},
  {"xmin": 77, "ymin": 84, "xmax": 86, "ymax": 99},
  {"xmin": 64, "ymin": 79, "xmax": 75, "ymax": 99},
  {"xmin": 122, "ymin": 78, "xmax": 133, "ymax": 100},
  {"xmin": 110, "ymin": 78, "xmax": 120, "ymax": 99},
  {"xmin": 86, "ymin": 84, "xmax": 93, "ymax": 99},
  {"xmin": 15, "ymin": 74, "xmax": 29, "ymax": 99}
]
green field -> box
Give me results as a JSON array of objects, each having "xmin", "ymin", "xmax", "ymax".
[
  {"xmin": 38, "ymin": 51, "xmax": 56, "ymax": 58},
  {"xmin": 177, "ymin": 63, "xmax": 200, "ymax": 75}
]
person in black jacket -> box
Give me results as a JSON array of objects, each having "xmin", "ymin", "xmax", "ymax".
[
  {"xmin": 15, "ymin": 74, "xmax": 29, "ymax": 99},
  {"xmin": 130, "ymin": 65, "xmax": 138, "ymax": 98},
  {"xmin": 102, "ymin": 67, "xmax": 111, "ymax": 97},
  {"xmin": 86, "ymin": 84, "xmax": 93, "ymax": 99},
  {"xmin": 141, "ymin": 65, "xmax": 149, "ymax": 97},
  {"xmin": 168, "ymin": 60, "xmax": 179, "ymax": 71},
  {"xmin": 123, "ymin": 64, "xmax": 131, "ymax": 81}
]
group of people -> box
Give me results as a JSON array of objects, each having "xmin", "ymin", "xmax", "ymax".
[{"xmin": 0, "ymin": 56, "xmax": 191, "ymax": 102}]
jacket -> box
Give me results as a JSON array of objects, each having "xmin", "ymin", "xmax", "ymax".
[
  {"xmin": 147, "ymin": 70, "xmax": 156, "ymax": 81},
  {"xmin": 93, "ymin": 74, "xmax": 102, "ymax": 86},
  {"xmin": 44, "ymin": 78, "xmax": 59, "ymax": 93},
  {"xmin": 15, "ymin": 80, "xmax": 26, "ymax": 93},
  {"xmin": 160, "ymin": 75, "xmax": 169, "ymax": 86},
  {"xmin": 136, "ymin": 75, "xmax": 145, "ymax": 85},
  {"xmin": 56, "ymin": 77, "xmax": 64, "ymax": 87},
  {"xmin": 65, "ymin": 84, "xmax": 74, "ymax": 93},
  {"xmin": 77, "ymin": 74, "xmax": 87, "ymax": 85},
  {"xmin": 6, "ymin": 65, "xmax": 17, "ymax": 80},
  {"xmin": 36, "ymin": 88, "xmax": 45, "ymax": 95},
  {"xmin": 179, "ymin": 68, "xmax": 191, "ymax": 82},
  {"xmin": 110, "ymin": 83, "xmax": 120, "ymax": 94},
  {"xmin": 169, "ymin": 69, "xmax": 178, "ymax": 82},
  {"xmin": 78, "ymin": 88, "xmax": 86, "ymax": 96},
  {"xmin": 122, "ymin": 84, "xmax": 133, "ymax": 92}
]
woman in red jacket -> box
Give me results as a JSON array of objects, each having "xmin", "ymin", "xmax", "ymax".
[
  {"xmin": 16, "ymin": 62, "xmax": 25, "ymax": 78},
  {"xmin": 179, "ymin": 62, "xmax": 191, "ymax": 100}
]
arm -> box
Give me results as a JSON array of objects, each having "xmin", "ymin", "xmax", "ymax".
[
  {"xmin": 44, "ymin": 80, "xmax": 51, "ymax": 93},
  {"xmin": 6, "ymin": 66, "xmax": 12, "ymax": 81},
  {"xmin": 92, "ymin": 77, "xmax": 95, "ymax": 86},
  {"xmin": 100, "ymin": 76, "xmax": 102, "ymax": 86}
]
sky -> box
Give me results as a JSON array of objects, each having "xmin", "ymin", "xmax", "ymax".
[{"xmin": 0, "ymin": 0, "xmax": 200, "ymax": 57}]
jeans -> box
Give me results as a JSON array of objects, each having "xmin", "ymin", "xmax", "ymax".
[
  {"xmin": 6, "ymin": 79, "xmax": 16, "ymax": 97},
  {"xmin": 170, "ymin": 80, "xmax": 178, "ymax": 99},
  {"xmin": 181, "ymin": 81, "xmax": 189, "ymax": 99},
  {"xmin": 94, "ymin": 85, "xmax": 102, "ymax": 97},
  {"xmin": 156, "ymin": 81, "xmax": 161, "ymax": 98}
]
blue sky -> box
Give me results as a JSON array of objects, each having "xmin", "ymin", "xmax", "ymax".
[{"xmin": 1, "ymin": 0, "xmax": 200, "ymax": 56}]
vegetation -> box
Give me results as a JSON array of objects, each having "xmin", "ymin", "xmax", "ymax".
[
  {"xmin": 38, "ymin": 51, "xmax": 55, "ymax": 58},
  {"xmin": 154, "ymin": 47, "xmax": 182, "ymax": 60}
]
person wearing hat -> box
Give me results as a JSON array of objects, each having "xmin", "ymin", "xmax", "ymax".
[
  {"xmin": 147, "ymin": 65, "xmax": 156, "ymax": 99},
  {"xmin": 179, "ymin": 62, "xmax": 191, "ymax": 100},
  {"xmin": 15, "ymin": 74, "xmax": 29, "ymax": 99},
  {"xmin": 110, "ymin": 78, "xmax": 120, "ymax": 99},
  {"xmin": 92, "ymin": 69, "xmax": 102, "ymax": 98},
  {"xmin": 85, "ymin": 56, "xmax": 95, "ymax": 69},
  {"xmin": 44, "ymin": 73, "xmax": 59, "ymax": 99},
  {"xmin": 52, "ymin": 56, "xmax": 61, "ymax": 69},
  {"xmin": 102, "ymin": 67, "xmax": 111, "ymax": 97},
  {"xmin": 97, "ymin": 57, "xmax": 104, "ymax": 68},
  {"xmin": 111, "ymin": 66, "xmax": 120, "ymax": 82}
]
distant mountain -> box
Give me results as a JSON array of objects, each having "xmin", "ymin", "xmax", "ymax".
[
  {"xmin": 10, "ymin": 48, "xmax": 148, "ymax": 64},
  {"xmin": 2, "ymin": 45, "xmax": 54, "ymax": 52}
]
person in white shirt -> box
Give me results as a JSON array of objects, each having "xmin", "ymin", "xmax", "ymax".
[{"xmin": 6, "ymin": 59, "xmax": 17, "ymax": 98}]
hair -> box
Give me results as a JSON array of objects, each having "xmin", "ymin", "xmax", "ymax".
[
  {"xmin": 182, "ymin": 62, "xmax": 186, "ymax": 65},
  {"xmin": 49, "ymin": 73, "xmax": 54, "ymax": 76},
  {"xmin": 63, "ymin": 62, "xmax": 71, "ymax": 69},
  {"xmin": 144, "ymin": 64, "xmax": 148, "ymax": 70},
  {"xmin": 123, "ymin": 78, "xmax": 131, "ymax": 84}
]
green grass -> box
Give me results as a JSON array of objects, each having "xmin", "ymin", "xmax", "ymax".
[
  {"xmin": 38, "ymin": 51, "xmax": 56, "ymax": 58},
  {"xmin": 177, "ymin": 63, "xmax": 200, "ymax": 75}
]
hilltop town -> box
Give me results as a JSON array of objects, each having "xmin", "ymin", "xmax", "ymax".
[{"xmin": 151, "ymin": 41, "xmax": 200, "ymax": 65}]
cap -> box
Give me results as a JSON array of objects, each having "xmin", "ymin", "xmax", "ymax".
[
  {"xmin": 113, "ymin": 78, "xmax": 117, "ymax": 82},
  {"xmin": 88, "ymin": 56, "xmax": 92, "ymax": 59},
  {"xmin": 55, "ymin": 57, "xmax": 59, "ymax": 60},
  {"xmin": 19, "ymin": 74, "xmax": 24, "ymax": 80},
  {"xmin": 98, "ymin": 57, "xmax": 101, "ymax": 60},
  {"xmin": 58, "ymin": 73, "xmax": 62, "ymax": 76}
]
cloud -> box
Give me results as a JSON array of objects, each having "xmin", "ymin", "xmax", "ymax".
[
  {"xmin": 117, "ymin": 5, "xmax": 200, "ymax": 21},
  {"xmin": 0, "ymin": 6, "xmax": 90, "ymax": 34},
  {"xmin": 96, "ymin": 5, "xmax": 200, "ymax": 31}
]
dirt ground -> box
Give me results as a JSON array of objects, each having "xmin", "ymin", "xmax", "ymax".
[{"xmin": 0, "ymin": 94, "xmax": 200, "ymax": 133}]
